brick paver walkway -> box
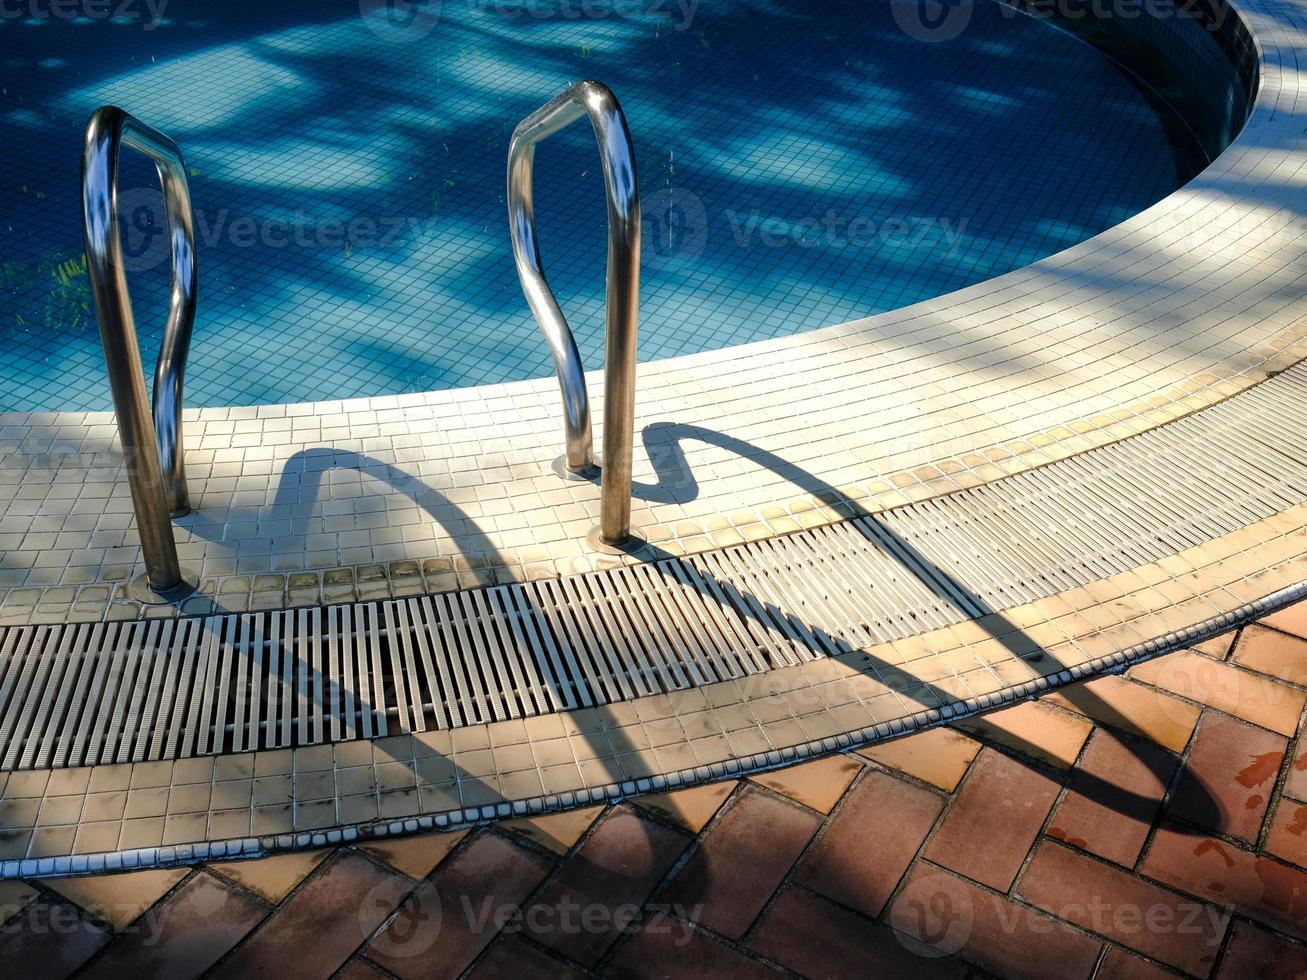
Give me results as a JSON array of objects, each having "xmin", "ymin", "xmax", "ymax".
[{"xmin": 8, "ymin": 603, "xmax": 1307, "ymax": 978}]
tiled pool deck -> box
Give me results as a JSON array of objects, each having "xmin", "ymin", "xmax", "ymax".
[
  {"xmin": 1, "ymin": 5, "xmax": 1307, "ymax": 972},
  {"xmin": 6, "ymin": 609, "xmax": 1307, "ymax": 978}
]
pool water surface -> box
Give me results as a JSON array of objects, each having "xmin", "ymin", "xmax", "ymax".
[{"xmin": 0, "ymin": 0, "xmax": 1201, "ymax": 412}]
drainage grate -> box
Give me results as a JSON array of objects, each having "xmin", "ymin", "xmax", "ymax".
[{"xmin": 2, "ymin": 362, "xmax": 1307, "ymax": 769}]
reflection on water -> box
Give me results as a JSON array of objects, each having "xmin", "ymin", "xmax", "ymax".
[{"xmin": 0, "ymin": 0, "xmax": 1194, "ymax": 411}]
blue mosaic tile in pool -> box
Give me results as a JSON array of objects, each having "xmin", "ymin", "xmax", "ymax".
[{"xmin": 0, "ymin": 0, "xmax": 1198, "ymax": 412}]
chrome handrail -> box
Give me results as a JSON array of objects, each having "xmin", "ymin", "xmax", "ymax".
[
  {"xmin": 82, "ymin": 106, "xmax": 198, "ymax": 598},
  {"xmin": 508, "ymin": 80, "xmax": 641, "ymax": 545}
]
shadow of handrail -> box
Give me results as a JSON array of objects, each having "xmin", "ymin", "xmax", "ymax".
[{"xmin": 628, "ymin": 421, "xmax": 1217, "ymax": 825}]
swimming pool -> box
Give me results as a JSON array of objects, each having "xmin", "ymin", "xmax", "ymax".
[{"xmin": 0, "ymin": 0, "xmax": 1202, "ymax": 412}]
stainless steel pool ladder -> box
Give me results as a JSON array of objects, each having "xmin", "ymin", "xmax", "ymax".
[
  {"xmin": 82, "ymin": 106, "xmax": 197, "ymax": 599},
  {"xmin": 508, "ymin": 80, "xmax": 641, "ymax": 546}
]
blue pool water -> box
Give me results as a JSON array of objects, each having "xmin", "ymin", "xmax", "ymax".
[{"xmin": 0, "ymin": 0, "xmax": 1200, "ymax": 412}]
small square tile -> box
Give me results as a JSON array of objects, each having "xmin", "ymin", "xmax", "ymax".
[
  {"xmin": 209, "ymin": 808, "xmax": 252, "ymax": 839},
  {"xmin": 334, "ymin": 741, "xmax": 374, "ymax": 768},
  {"xmin": 171, "ymin": 757, "xmax": 216, "ymax": 785},
  {"xmin": 28, "ymin": 825, "xmax": 76, "ymax": 858},
  {"xmin": 294, "ymin": 799, "xmax": 336, "ymax": 831},
  {"xmin": 295, "ymin": 770, "xmax": 335, "ymax": 801},
  {"xmin": 45, "ymin": 768, "xmax": 92, "ymax": 797},
  {"xmin": 82, "ymin": 791, "xmax": 127, "ymax": 823},
  {"xmin": 254, "ymin": 749, "xmax": 294, "ymax": 777},
  {"xmin": 162, "ymin": 812, "xmax": 208, "ymax": 846},
  {"xmin": 294, "ymin": 744, "xmax": 335, "ymax": 772},
  {"xmin": 210, "ymin": 779, "xmax": 253, "ymax": 811},
  {"xmin": 36, "ymin": 795, "xmax": 84, "ymax": 827},
  {"xmin": 118, "ymin": 817, "xmax": 164, "ymax": 851},
  {"xmin": 376, "ymin": 762, "xmax": 416, "ymax": 792},
  {"xmin": 168, "ymin": 783, "xmax": 212, "ymax": 815},
  {"xmin": 339, "ymin": 794, "xmax": 380, "ymax": 824},
  {"xmin": 252, "ymin": 804, "xmax": 294, "ymax": 836},
  {"xmin": 124, "ymin": 787, "xmax": 169, "ymax": 820},
  {"xmin": 379, "ymin": 789, "xmax": 420, "ymax": 819},
  {"xmin": 252, "ymin": 775, "xmax": 293, "ymax": 806},
  {"xmin": 214, "ymin": 755, "xmax": 256, "ymax": 781},
  {"xmin": 129, "ymin": 761, "xmax": 175, "ymax": 789},
  {"xmin": 337, "ymin": 766, "xmax": 376, "ymax": 797},
  {"xmin": 4, "ymin": 771, "xmax": 50, "ymax": 798}
]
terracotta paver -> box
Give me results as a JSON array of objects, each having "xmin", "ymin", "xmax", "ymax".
[
  {"xmin": 1043, "ymin": 674, "xmax": 1202, "ymax": 752},
  {"xmin": 890, "ymin": 864, "xmax": 1102, "ymax": 980},
  {"xmin": 214, "ymin": 851, "xmax": 413, "ymax": 979},
  {"xmin": 83, "ymin": 871, "xmax": 266, "ymax": 979},
  {"xmin": 1260, "ymin": 604, "xmax": 1307, "ymax": 642},
  {"xmin": 1193, "ymin": 634, "xmax": 1237, "ymax": 661},
  {"xmin": 1284, "ymin": 737, "xmax": 1307, "ymax": 802},
  {"xmin": 524, "ymin": 806, "xmax": 690, "ymax": 965},
  {"xmin": 666, "ymin": 786, "xmax": 820, "ymax": 938},
  {"xmin": 1130, "ymin": 651, "xmax": 1307, "ymax": 737},
  {"xmin": 631, "ymin": 781, "xmax": 735, "ymax": 832},
  {"xmin": 795, "ymin": 765, "xmax": 944, "ymax": 916},
  {"xmin": 606, "ymin": 912, "xmax": 777, "ymax": 979},
  {"xmin": 0, "ymin": 899, "xmax": 109, "ymax": 979},
  {"xmin": 208, "ymin": 849, "xmax": 329, "ymax": 904},
  {"xmin": 45, "ymin": 867, "xmax": 189, "ymax": 930},
  {"xmin": 1142, "ymin": 822, "xmax": 1307, "ymax": 940},
  {"xmin": 1019, "ymin": 841, "xmax": 1228, "ymax": 976},
  {"xmin": 468, "ymin": 937, "xmax": 589, "ymax": 979},
  {"xmin": 924, "ymin": 747, "xmax": 1062, "ymax": 891},
  {"xmin": 747, "ymin": 754, "xmax": 861, "ymax": 813},
  {"xmin": 1097, "ymin": 946, "xmax": 1184, "ymax": 980},
  {"xmin": 502, "ymin": 806, "xmax": 604, "ymax": 856},
  {"xmin": 368, "ymin": 831, "xmax": 553, "ymax": 980},
  {"xmin": 750, "ymin": 886, "xmax": 968, "ymax": 978},
  {"xmin": 953, "ymin": 699, "xmax": 1092, "ymax": 770},
  {"xmin": 1168, "ymin": 711, "xmax": 1286, "ymax": 844},
  {"xmin": 1264, "ymin": 799, "xmax": 1307, "ymax": 869},
  {"xmin": 335, "ymin": 958, "xmax": 391, "ymax": 980},
  {"xmin": 1218, "ymin": 920, "xmax": 1307, "ymax": 978},
  {"xmin": 1231, "ymin": 624, "xmax": 1307, "ymax": 686},
  {"xmin": 858, "ymin": 726, "xmax": 981, "ymax": 791},
  {"xmin": 0, "ymin": 879, "xmax": 37, "ymax": 924},
  {"xmin": 360, "ymin": 829, "xmax": 468, "ymax": 878},
  {"xmin": 1046, "ymin": 729, "xmax": 1176, "ymax": 867}
]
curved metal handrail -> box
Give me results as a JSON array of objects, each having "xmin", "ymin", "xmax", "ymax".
[
  {"xmin": 82, "ymin": 106, "xmax": 198, "ymax": 597},
  {"xmin": 507, "ymin": 80, "xmax": 641, "ymax": 545}
]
